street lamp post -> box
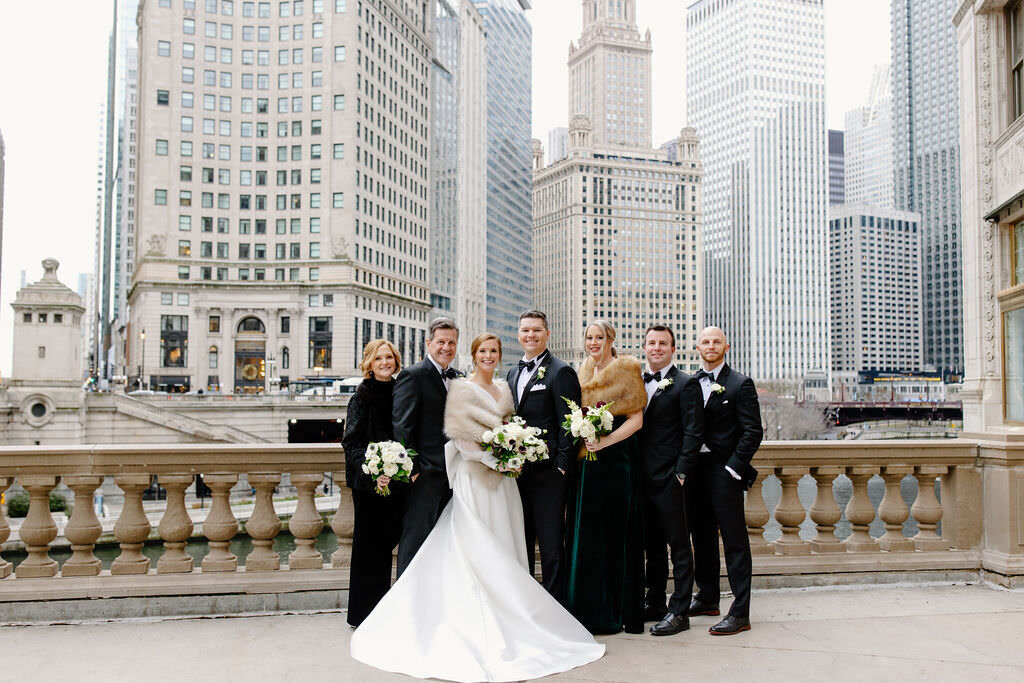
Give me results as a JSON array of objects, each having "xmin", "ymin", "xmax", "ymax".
[{"xmin": 140, "ymin": 329, "xmax": 147, "ymax": 390}]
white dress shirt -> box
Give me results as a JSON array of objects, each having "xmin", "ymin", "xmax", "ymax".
[
  {"xmin": 516, "ymin": 350, "xmax": 547, "ymax": 402},
  {"xmin": 427, "ymin": 354, "xmax": 451, "ymax": 391},
  {"xmin": 698, "ymin": 362, "xmax": 741, "ymax": 480},
  {"xmin": 644, "ymin": 363, "xmax": 669, "ymax": 407}
]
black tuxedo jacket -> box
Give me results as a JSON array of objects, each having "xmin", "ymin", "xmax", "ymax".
[
  {"xmin": 681, "ymin": 363, "xmax": 763, "ymax": 487},
  {"xmin": 506, "ymin": 352, "xmax": 581, "ymax": 473},
  {"xmin": 638, "ymin": 365, "xmax": 704, "ymax": 484},
  {"xmin": 392, "ymin": 357, "xmax": 450, "ymax": 477}
]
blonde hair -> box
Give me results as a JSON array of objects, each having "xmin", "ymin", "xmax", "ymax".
[
  {"xmin": 585, "ymin": 320, "xmax": 618, "ymax": 357},
  {"xmin": 359, "ymin": 339, "xmax": 402, "ymax": 378},
  {"xmin": 470, "ymin": 333, "xmax": 503, "ymax": 367}
]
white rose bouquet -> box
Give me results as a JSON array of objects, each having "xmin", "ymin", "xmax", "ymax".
[
  {"xmin": 480, "ymin": 416, "xmax": 549, "ymax": 478},
  {"xmin": 362, "ymin": 440, "xmax": 416, "ymax": 496},
  {"xmin": 561, "ymin": 398, "xmax": 615, "ymax": 461}
]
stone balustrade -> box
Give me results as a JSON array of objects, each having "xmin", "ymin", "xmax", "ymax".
[{"xmin": 0, "ymin": 438, "xmax": 1018, "ymax": 610}]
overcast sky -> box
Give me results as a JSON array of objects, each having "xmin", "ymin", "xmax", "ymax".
[{"xmin": 0, "ymin": 0, "xmax": 890, "ymax": 375}]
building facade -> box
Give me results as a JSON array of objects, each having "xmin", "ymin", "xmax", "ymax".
[
  {"xmin": 472, "ymin": 0, "xmax": 532, "ymax": 361},
  {"xmin": 130, "ymin": 0, "xmax": 433, "ymax": 392},
  {"xmin": 892, "ymin": 0, "xmax": 963, "ymax": 378},
  {"xmin": 844, "ymin": 63, "xmax": 894, "ymax": 207},
  {"xmin": 829, "ymin": 203, "xmax": 922, "ymax": 376},
  {"xmin": 0, "ymin": 129, "xmax": 5, "ymax": 312},
  {"xmin": 828, "ymin": 129, "xmax": 845, "ymax": 206},
  {"xmin": 686, "ymin": 0, "xmax": 829, "ymax": 382}
]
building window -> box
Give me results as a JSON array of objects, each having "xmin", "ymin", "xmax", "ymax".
[
  {"xmin": 158, "ymin": 40, "xmax": 171, "ymax": 56},
  {"xmin": 156, "ymin": 139, "xmax": 169, "ymax": 155},
  {"xmin": 1006, "ymin": 306, "xmax": 1024, "ymax": 423},
  {"xmin": 334, "ymin": 45, "xmax": 345, "ymax": 61},
  {"xmin": 157, "ymin": 90, "xmax": 170, "ymax": 105},
  {"xmin": 209, "ymin": 346, "xmax": 219, "ymax": 369},
  {"xmin": 23, "ymin": 313, "xmax": 31, "ymax": 323},
  {"xmin": 1014, "ymin": 220, "xmax": 1024, "ymax": 286},
  {"xmin": 309, "ymin": 316, "xmax": 332, "ymax": 368},
  {"xmin": 160, "ymin": 315, "xmax": 189, "ymax": 367},
  {"xmin": 178, "ymin": 240, "xmax": 191, "ymax": 256},
  {"xmin": 209, "ymin": 314, "xmax": 221, "ymax": 333},
  {"xmin": 1011, "ymin": 0, "xmax": 1023, "ymax": 121},
  {"xmin": 281, "ymin": 346, "xmax": 290, "ymax": 369},
  {"xmin": 155, "ymin": 189, "xmax": 168, "ymax": 205},
  {"xmin": 332, "ymin": 192, "xmax": 343, "ymax": 208}
]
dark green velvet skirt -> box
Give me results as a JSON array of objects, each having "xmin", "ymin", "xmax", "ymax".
[{"xmin": 565, "ymin": 425, "xmax": 645, "ymax": 635}]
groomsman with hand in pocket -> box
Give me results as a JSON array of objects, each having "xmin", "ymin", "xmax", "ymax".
[{"xmin": 683, "ymin": 326, "xmax": 763, "ymax": 636}]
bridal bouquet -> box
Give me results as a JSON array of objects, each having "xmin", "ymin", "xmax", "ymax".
[
  {"xmin": 562, "ymin": 398, "xmax": 615, "ymax": 461},
  {"xmin": 362, "ymin": 440, "xmax": 416, "ymax": 496},
  {"xmin": 480, "ymin": 416, "xmax": 549, "ymax": 478}
]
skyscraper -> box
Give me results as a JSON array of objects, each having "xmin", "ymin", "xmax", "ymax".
[
  {"xmin": 845, "ymin": 64, "xmax": 894, "ymax": 207},
  {"xmin": 533, "ymin": 1, "xmax": 704, "ymax": 366},
  {"xmin": 828, "ymin": 129, "xmax": 845, "ymax": 206},
  {"xmin": 0, "ymin": 129, "xmax": 5, "ymax": 310},
  {"xmin": 472, "ymin": 0, "xmax": 532, "ymax": 361},
  {"xmin": 686, "ymin": 0, "xmax": 829, "ymax": 382},
  {"xmin": 891, "ymin": 0, "xmax": 963, "ymax": 378},
  {"xmin": 430, "ymin": 0, "xmax": 488, "ymax": 366},
  {"xmin": 130, "ymin": 0, "xmax": 433, "ymax": 392}
]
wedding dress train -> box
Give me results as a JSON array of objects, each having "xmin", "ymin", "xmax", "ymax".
[{"xmin": 350, "ymin": 380, "xmax": 604, "ymax": 682}]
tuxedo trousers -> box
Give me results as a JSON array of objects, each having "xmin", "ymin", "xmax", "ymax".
[
  {"xmin": 643, "ymin": 476, "xmax": 695, "ymax": 616},
  {"xmin": 517, "ymin": 465, "xmax": 568, "ymax": 602},
  {"xmin": 347, "ymin": 485, "xmax": 409, "ymax": 627},
  {"xmin": 687, "ymin": 458, "xmax": 752, "ymax": 618},
  {"xmin": 396, "ymin": 471, "xmax": 452, "ymax": 576}
]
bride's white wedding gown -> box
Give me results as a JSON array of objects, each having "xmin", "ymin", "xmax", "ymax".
[{"xmin": 350, "ymin": 379, "xmax": 604, "ymax": 682}]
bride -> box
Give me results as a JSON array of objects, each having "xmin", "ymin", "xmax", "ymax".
[{"xmin": 351, "ymin": 332, "xmax": 604, "ymax": 682}]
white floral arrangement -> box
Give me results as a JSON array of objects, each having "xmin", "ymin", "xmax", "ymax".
[
  {"xmin": 657, "ymin": 377, "xmax": 674, "ymax": 391},
  {"xmin": 710, "ymin": 382, "xmax": 726, "ymax": 395},
  {"xmin": 561, "ymin": 398, "xmax": 615, "ymax": 461},
  {"xmin": 362, "ymin": 440, "xmax": 417, "ymax": 496},
  {"xmin": 480, "ymin": 416, "xmax": 549, "ymax": 477},
  {"xmin": 536, "ymin": 366, "xmax": 546, "ymax": 380}
]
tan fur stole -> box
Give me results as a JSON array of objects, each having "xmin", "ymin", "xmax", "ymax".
[
  {"xmin": 578, "ymin": 354, "xmax": 647, "ymax": 416},
  {"xmin": 443, "ymin": 378, "xmax": 514, "ymax": 443}
]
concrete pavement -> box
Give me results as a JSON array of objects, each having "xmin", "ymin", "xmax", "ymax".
[{"xmin": 3, "ymin": 583, "xmax": 1023, "ymax": 682}]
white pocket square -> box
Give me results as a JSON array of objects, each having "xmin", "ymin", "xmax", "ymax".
[
  {"xmin": 530, "ymin": 384, "xmax": 546, "ymax": 391},
  {"xmin": 722, "ymin": 400, "xmax": 729, "ymax": 405}
]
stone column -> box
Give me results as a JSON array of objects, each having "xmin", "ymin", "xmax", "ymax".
[
  {"xmin": 201, "ymin": 473, "xmax": 240, "ymax": 572},
  {"xmin": 288, "ymin": 472, "xmax": 325, "ymax": 570},
  {"xmin": 112, "ymin": 474, "xmax": 153, "ymax": 575},
  {"xmin": 0, "ymin": 477, "xmax": 14, "ymax": 578},
  {"xmin": 15, "ymin": 475, "xmax": 59, "ymax": 578},
  {"xmin": 61, "ymin": 475, "xmax": 105, "ymax": 576},
  {"xmin": 331, "ymin": 469, "xmax": 354, "ymax": 569},
  {"xmin": 157, "ymin": 474, "xmax": 195, "ymax": 574},
  {"xmin": 808, "ymin": 466, "xmax": 845, "ymax": 553},
  {"xmin": 912, "ymin": 465, "xmax": 950, "ymax": 550},
  {"xmin": 771, "ymin": 467, "xmax": 810, "ymax": 555},
  {"xmin": 744, "ymin": 470, "xmax": 772, "ymax": 555},
  {"xmin": 878, "ymin": 466, "xmax": 915, "ymax": 551},
  {"xmin": 842, "ymin": 467, "xmax": 880, "ymax": 552},
  {"xmin": 246, "ymin": 473, "xmax": 283, "ymax": 571}
]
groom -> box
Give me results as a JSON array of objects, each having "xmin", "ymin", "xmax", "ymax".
[
  {"xmin": 394, "ymin": 317, "xmax": 460, "ymax": 576},
  {"xmin": 507, "ymin": 310, "xmax": 581, "ymax": 601}
]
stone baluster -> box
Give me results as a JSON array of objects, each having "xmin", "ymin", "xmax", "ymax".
[
  {"xmin": 15, "ymin": 475, "xmax": 60, "ymax": 578},
  {"xmin": 288, "ymin": 472, "xmax": 325, "ymax": 570},
  {"xmin": 842, "ymin": 466, "xmax": 880, "ymax": 552},
  {"xmin": 112, "ymin": 474, "xmax": 153, "ymax": 574},
  {"xmin": 0, "ymin": 477, "xmax": 14, "ymax": 578},
  {"xmin": 878, "ymin": 466, "xmax": 915, "ymax": 551},
  {"xmin": 744, "ymin": 470, "xmax": 772, "ymax": 555},
  {"xmin": 157, "ymin": 474, "xmax": 195, "ymax": 574},
  {"xmin": 331, "ymin": 469, "xmax": 354, "ymax": 569},
  {"xmin": 246, "ymin": 473, "xmax": 283, "ymax": 571},
  {"xmin": 808, "ymin": 467, "xmax": 845, "ymax": 553},
  {"xmin": 61, "ymin": 475, "xmax": 105, "ymax": 576},
  {"xmin": 201, "ymin": 473, "xmax": 240, "ymax": 572},
  {"xmin": 912, "ymin": 465, "xmax": 950, "ymax": 550},
  {"xmin": 772, "ymin": 467, "xmax": 811, "ymax": 555}
]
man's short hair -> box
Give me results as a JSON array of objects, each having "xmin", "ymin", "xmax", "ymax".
[
  {"xmin": 518, "ymin": 309, "xmax": 549, "ymax": 330},
  {"xmin": 428, "ymin": 317, "xmax": 459, "ymax": 340},
  {"xmin": 644, "ymin": 324, "xmax": 676, "ymax": 348}
]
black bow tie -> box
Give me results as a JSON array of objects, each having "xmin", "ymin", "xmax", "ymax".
[
  {"xmin": 643, "ymin": 371, "xmax": 662, "ymax": 384},
  {"xmin": 694, "ymin": 369, "xmax": 712, "ymax": 381},
  {"xmin": 518, "ymin": 359, "xmax": 536, "ymax": 372},
  {"xmin": 441, "ymin": 367, "xmax": 459, "ymax": 380}
]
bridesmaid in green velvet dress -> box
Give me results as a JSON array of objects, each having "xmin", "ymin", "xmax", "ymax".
[{"xmin": 565, "ymin": 321, "xmax": 647, "ymax": 634}]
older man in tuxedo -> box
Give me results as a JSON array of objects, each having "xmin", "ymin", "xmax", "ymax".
[
  {"xmin": 639, "ymin": 325, "xmax": 703, "ymax": 636},
  {"xmin": 394, "ymin": 317, "xmax": 460, "ymax": 576},
  {"xmin": 683, "ymin": 326, "xmax": 763, "ymax": 635}
]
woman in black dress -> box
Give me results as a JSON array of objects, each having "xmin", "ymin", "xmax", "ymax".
[{"xmin": 343, "ymin": 338, "xmax": 405, "ymax": 627}]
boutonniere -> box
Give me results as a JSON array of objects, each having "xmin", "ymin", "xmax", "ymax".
[
  {"xmin": 710, "ymin": 382, "xmax": 725, "ymax": 395},
  {"xmin": 657, "ymin": 377, "xmax": 673, "ymax": 391},
  {"xmin": 536, "ymin": 366, "xmax": 546, "ymax": 380}
]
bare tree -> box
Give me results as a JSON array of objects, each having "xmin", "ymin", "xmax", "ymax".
[{"xmin": 757, "ymin": 384, "xmax": 827, "ymax": 440}]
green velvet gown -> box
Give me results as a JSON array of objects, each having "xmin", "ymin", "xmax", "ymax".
[{"xmin": 565, "ymin": 414, "xmax": 646, "ymax": 635}]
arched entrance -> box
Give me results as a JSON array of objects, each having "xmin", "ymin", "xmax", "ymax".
[{"xmin": 234, "ymin": 316, "xmax": 266, "ymax": 393}]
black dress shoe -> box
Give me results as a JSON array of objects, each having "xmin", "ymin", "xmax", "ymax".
[
  {"xmin": 650, "ymin": 613, "xmax": 690, "ymax": 636},
  {"xmin": 687, "ymin": 597, "xmax": 720, "ymax": 617},
  {"xmin": 643, "ymin": 603, "xmax": 668, "ymax": 622},
  {"xmin": 709, "ymin": 615, "xmax": 750, "ymax": 635}
]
